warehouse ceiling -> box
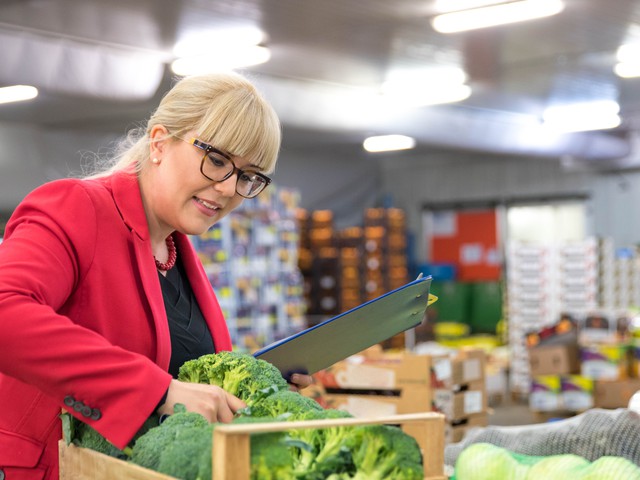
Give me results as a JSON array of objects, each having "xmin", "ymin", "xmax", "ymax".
[{"xmin": 2, "ymin": 0, "xmax": 640, "ymax": 168}]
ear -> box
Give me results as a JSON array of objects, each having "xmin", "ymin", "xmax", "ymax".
[{"xmin": 149, "ymin": 125, "xmax": 170, "ymax": 159}]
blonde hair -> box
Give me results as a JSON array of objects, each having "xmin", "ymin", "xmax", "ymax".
[{"xmin": 90, "ymin": 72, "xmax": 281, "ymax": 177}]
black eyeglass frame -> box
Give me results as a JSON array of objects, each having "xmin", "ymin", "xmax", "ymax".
[{"xmin": 188, "ymin": 137, "xmax": 272, "ymax": 198}]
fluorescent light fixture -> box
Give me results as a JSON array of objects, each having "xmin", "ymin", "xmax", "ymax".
[
  {"xmin": 383, "ymin": 83, "xmax": 471, "ymax": 107},
  {"xmin": 363, "ymin": 135, "xmax": 416, "ymax": 153},
  {"xmin": 434, "ymin": 0, "xmax": 508, "ymax": 13},
  {"xmin": 543, "ymin": 100, "xmax": 621, "ymax": 133},
  {"xmin": 172, "ymin": 26, "xmax": 270, "ymax": 76},
  {"xmin": 173, "ymin": 27, "xmax": 266, "ymax": 57},
  {"xmin": 432, "ymin": 0, "xmax": 565, "ymax": 33},
  {"xmin": 0, "ymin": 85, "xmax": 38, "ymax": 105},
  {"xmin": 171, "ymin": 45, "xmax": 271, "ymax": 76},
  {"xmin": 381, "ymin": 67, "xmax": 471, "ymax": 106},
  {"xmin": 615, "ymin": 62, "xmax": 640, "ymax": 78},
  {"xmin": 614, "ymin": 44, "xmax": 640, "ymax": 78}
]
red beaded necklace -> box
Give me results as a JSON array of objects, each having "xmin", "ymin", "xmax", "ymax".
[{"xmin": 155, "ymin": 234, "xmax": 177, "ymax": 271}]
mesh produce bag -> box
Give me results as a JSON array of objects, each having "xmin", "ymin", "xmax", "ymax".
[{"xmin": 445, "ymin": 408, "xmax": 640, "ymax": 469}]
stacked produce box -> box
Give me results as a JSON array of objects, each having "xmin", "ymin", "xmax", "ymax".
[
  {"xmin": 506, "ymin": 239, "xmax": 599, "ymax": 396},
  {"xmin": 190, "ymin": 186, "xmax": 306, "ymax": 349},
  {"xmin": 298, "ymin": 207, "xmax": 410, "ymax": 329},
  {"xmin": 527, "ymin": 310, "xmax": 640, "ymax": 414},
  {"xmin": 305, "ymin": 347, "xmax": 488, "ymax": 445}
]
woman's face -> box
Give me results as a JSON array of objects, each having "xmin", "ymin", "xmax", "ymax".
[{"xmin": 145, "ymin": 127, "xmax": 257, "ymax": 237}]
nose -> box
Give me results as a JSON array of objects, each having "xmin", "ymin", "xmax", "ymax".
[{"xmin": 213, "ymin": 171, "xmax": 238, "ymax": 197}]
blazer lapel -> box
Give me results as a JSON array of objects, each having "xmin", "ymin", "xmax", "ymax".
[{"xmin": 109, "ymin": 172, "xmax": 172, "ymax": 368}]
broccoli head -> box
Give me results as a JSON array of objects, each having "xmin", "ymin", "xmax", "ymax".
[
  {"xmin": 232, "ymin": 416, "xmax": 298, "ymax": 480},
  {"xmin": 178, "ymin": 351, "xmax": 289, "ymax": 404},
  {"xmin": 348, "ymin": 424, "xmax": 423, "ymax": 480},
  {"xmin": 237, "ymin": 388, "xmax": 323, "ymax": 418},
  {"xmin": 156, "ymin": 423, "xmax": 215, "ymax": 479},
  {"xmin": 63, "ymin": 411, "xmax": 160, "ymax": 460},
  {"xmin": 286, "ymin": 408, "xmax": 356, "ymax": 479},
  {"xmin": 72, "ymin": 420, "xmax": 129, "ymax": 459},
  {"xmin": 130, "ymin": 404, "xmax": 209, "ymax": 471}
]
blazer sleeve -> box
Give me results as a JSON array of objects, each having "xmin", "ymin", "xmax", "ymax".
[{"xmin": 0, "ymin": 180, "xmax": 172, "ymax": 448}]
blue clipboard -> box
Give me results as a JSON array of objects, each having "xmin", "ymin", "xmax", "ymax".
[{"xmin": 254, "ymin": 275, "xmax": 435, "ymax": 380}]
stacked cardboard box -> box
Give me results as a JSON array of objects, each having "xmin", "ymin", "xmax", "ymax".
[
  {"xmin": 527, "ymin": 312, "xmax": 640, "ymax": 412},
  {"xmin": 305, "ymin": 347, "xmax": 488, "ymax": 444},
  {"xmin": 297, "ymin": 207, "xmax": 410, "ymax": 331}
]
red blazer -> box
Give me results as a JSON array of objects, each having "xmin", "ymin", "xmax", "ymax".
[{"xmin": 0, "ymin": 172, "xmax": 232, "ymax": 479}]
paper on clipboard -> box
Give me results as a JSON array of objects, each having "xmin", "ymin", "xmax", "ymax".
[{"xmin": 254, "ymin": 275, "xmax": 436, "ymax": 380}]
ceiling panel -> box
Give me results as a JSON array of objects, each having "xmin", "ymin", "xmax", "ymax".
[{"xmin": 0, "ymin": 0, "xmax": 639, "ymax": 167}]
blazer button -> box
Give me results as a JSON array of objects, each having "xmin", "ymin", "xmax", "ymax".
[
  {"xmin": 81, "ymin": 405, "xmax": 93, "ymax": 417},
  {"xmin": 73, "ymin": 401, "xmax": 84, "ymax": 412},
  {"xmin": 90, "ymin": 408, "xmax": 102, "ymax": 421},
  {"xmin": 64, "ymin": 395, "xmax": 75, "ymax": 407}
]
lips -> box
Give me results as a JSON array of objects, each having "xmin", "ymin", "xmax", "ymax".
[
  {"xmin": 193, "ymin": 197, "xmax": 221, "ymax": 217},
  {"xmin": 195, "ymin": 197, "xmax": 220, "ymax": 210}
]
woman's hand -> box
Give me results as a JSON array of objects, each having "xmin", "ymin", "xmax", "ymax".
[
  {"xmin": 289, "ymin": 373, "xmax": 313, "ymax": 392},
  {"xmin": 156, "ymin": 379, "xmax": 246, "ymax": 423}
]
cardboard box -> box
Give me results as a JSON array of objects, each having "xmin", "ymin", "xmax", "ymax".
[
  {"xmin": 452, "ymin": 349, "xmax": 485, "ymax": 385},
  {"xmin": 580, "ymin": 343, "xmax": 629, "ymax": 380},
  {"xmin": 594, "ymin": 379, "xmax": 640, "ymax": 409},
  {"xmin": 560, "ymin": 375, "xmax": 594, "ymax": 411},
  {"xmin": 312, "ymin": 351, "xmax": 453, "ymax": 390},
  {"xmin": 529, "ymin": 375, "xmax": 562, "ymax": 412},
  {"xmin": 528, "ymin": 343, "xmax": 580, "ymax": 376}
]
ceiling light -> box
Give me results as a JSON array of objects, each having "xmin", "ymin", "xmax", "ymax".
[
  {"xmin": 0, "ymin": 85, "xmax": 38, "ymax": 105},
  {"xmin": 432, "ymin": 0, "xmax": 565, "ymax": 33},
  {"xmin": 434, "ymin": 0, "xmax": 508, "ymax": 13},
  {"xmin": 381, "ymin": 67, "xmax": 471, "ymax": 106},
  {"xmin": 542, "ymin": 101, "xmax": 621, "ymax": 133},
  {"xmin": 173, "ymin": 26, "xmax": 266, "ymax": 58},
  {"xmin": 615, "ymin": 62, "xmax": 640, "ymax": 79},
  {"xmin": 614, "ymin": 44, "xmax": 640, "ymax": 78},
  {"xmin": 363, "ymin": 135, "xmax": 416, "ymax": 153},
  {"xmin": 171, "ymin": 45, "xmax": 271, "ymax": 76}
]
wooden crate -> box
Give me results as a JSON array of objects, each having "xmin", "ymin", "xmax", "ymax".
[{"xmin": 59, "ymin": 412, "xmax": 447, "ymax": 480}]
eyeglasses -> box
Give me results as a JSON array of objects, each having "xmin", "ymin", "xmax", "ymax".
[{"xmin": 186, "ymin": 138, "xmax": 272, "ymax": 199}]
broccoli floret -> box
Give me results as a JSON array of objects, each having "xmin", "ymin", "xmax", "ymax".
[
  {"xmin": 348, "ymin": 424, "xmax": 423, "ymax": 480},
  {"xmin": 232, "ymin": 416, "xmax": 298, "ymax": 480},
  {"xmin": 287, "ymin": 408, "xmax": 356, "ymax": 479},
  {"xmin": 64, "ymin": 412, "xmax": 160, "ymax": 460},
  {"xmin": 72, "ymin": 420, "xmax": 129, "ymax": 459},
  {"xmin": 156, "ymin": 423, "xmax": 215, "ymax": 479},
  {"xmin": 178, "ymin": 351, "xmax": 289, "ymax": 404},
  {"xmin": 130, "ymin": 404, "xmax": 209, "ymax": 471},
  {"xmin": 238, "ymin": 388, "xmax": 323, "ymax": 418}
]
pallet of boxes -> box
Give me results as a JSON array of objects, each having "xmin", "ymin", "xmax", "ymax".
[
  {"xmin": 304, "ymin": 345, "xmax": 488, "ymax": 445},
  {"xmin": 526, "ymin": 311, "xmax": 640, "ymax": 417}
]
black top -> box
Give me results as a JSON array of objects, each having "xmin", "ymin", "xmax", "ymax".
[{"xmin": 158, "ymin": 257, "xmax": 215, "ymax": 378}]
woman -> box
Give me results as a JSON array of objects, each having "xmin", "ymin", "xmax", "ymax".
[{"xmin": 0, "ymin": 72, "xmax": 310, "ymax": 478}]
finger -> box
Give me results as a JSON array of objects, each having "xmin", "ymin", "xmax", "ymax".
[
  {"xmin": 216, "ymin": 401, "xmax": 235, "ymax": 423},
  {"xmin": 290, "ymin": 373, "xmax": 313, "ymax": 389},
  {"xmin": 225, "ymin": 392, "xmax": 247, "ymax": 414}
]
